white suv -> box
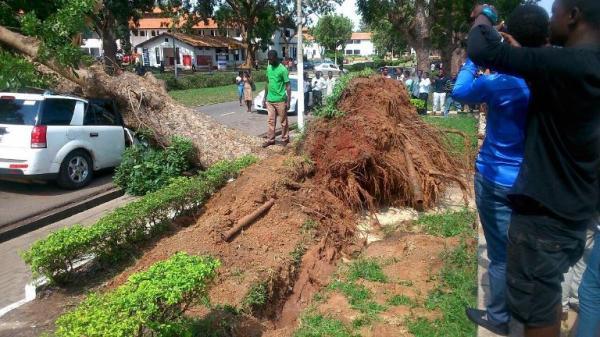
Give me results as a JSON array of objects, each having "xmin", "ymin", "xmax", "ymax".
[{"xmin": 0, "ymin": 91, "xmax": 128, "ymax": 189}]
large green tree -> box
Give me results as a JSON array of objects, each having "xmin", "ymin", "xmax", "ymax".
[
  {"xmin": 311, "ymin": 14, "xmax": 353, "ymax": 64},
  {"xmin": 369, "ymin": 19, "xmax": 407, "ymax": 58},
  {"xmin": 358, "ymin": 0, "xmax": 540, "ymax": 73},
  {"xmin": 214, "ymin": 0, "xmax": 278, "ymax": 68},
  {"xmin": 273, "ymin": 0, "xmax": 343, "ymax": 58}
]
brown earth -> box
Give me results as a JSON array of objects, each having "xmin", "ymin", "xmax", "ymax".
[
  {"xmin": 304, "ymin": 76, "xmax": 469, "ymax": 212},
  {"xmin": 0, "ymin": 76, "xmax": 472, "ymax": 337}
]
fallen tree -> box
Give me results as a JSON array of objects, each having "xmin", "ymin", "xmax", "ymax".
[{"xmin": 0, "ymin": 25, "xmax": 261, "ymax": 168}]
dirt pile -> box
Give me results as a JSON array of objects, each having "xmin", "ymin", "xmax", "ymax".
[{"xmin": 305, "ymin": 76, "xmax": 468, "ymax": 211}]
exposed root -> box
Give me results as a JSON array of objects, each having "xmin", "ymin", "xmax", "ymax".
[{"xmin": 305, "ymin": 76, "xmax": 469, "ymax": 211}]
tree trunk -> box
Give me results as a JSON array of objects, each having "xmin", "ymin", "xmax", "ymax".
[
  {"xmin": 99, "ymin": 14, "xmax": 119, "ymax": 75},
  {"xmin": 0, "ymin": 25, "xmax": 261, "ymax": 168},
  {"xmin": 450, "ymin": 47, "xmax": 466, "ymax": 75},
  {"xmin": 440, "ymin": 47, "xmax": 452, "ymax": 75},
  {"xmin": 414, "ymin": 46, "xmax": 430, "ymax": 73}
]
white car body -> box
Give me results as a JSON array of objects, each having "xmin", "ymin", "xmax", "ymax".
[
  {"xmin": 254, "ymin": 76, "xmax": 313, "ymax": 115},
  {"xmin": 314, "ymin": 63, "xmax": 346, "ymax": 75},
  {"xmin": 0, "ymin": 92, "xmax": 128, "ymax": 188}
]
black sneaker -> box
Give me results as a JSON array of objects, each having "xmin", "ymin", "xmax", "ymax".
[{"xmin": 465, "ymin": 308, "xmax": 509, "ymax": 336}]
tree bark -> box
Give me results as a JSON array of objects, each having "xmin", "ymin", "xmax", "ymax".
[
  {"xmin": 414, "ymin": 46, "xmax": 431, "ymax": 73},
  {"xmin": 0, "ymin": 25, "xmax": 261, "ymax": 168},
  {"xmin": 99, "ymin": 15, "xmax": 119, "ymax": 75}
]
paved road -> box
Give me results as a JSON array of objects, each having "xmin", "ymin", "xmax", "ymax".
[
  {"xmin": 0, "ymin": 172, "xmax": 115, "ymax": 228},
  {"xmin": 196, "ymin": 100, "xmax": 304, "ymax": 137},
  {"xmin": 0, "ymin": 195, "xmax": 135, "ymax": 311}
]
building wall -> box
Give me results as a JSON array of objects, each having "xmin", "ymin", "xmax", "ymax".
[
  {"xmin": 344, "ymin": 39, "xmax": 374, "ymax": 57},
  {"xmin": 135, "ymin": 36, "xmax": 245, "ymax": 69}
]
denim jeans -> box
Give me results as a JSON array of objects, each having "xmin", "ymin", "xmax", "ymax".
[
  {"xmin": 577, "ymin": 229, "xmax": 600, "ymax": 337},
  {"xmin": 444, "ymin": 96, "xmax": 462, "ymax": 117},
  {"xmin": 475, "ymin": 172, "xmax": 512, "ymax": 324}
]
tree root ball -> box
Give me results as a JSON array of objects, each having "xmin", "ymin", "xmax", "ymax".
[{"xmin": 304, "ymin": 76, "xmax": 469, "ymax": 211}]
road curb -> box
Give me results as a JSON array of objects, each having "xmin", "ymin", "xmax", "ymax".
[{"xmin": 0, "ymin": 187, "xmax": 124, "ymax": 243}]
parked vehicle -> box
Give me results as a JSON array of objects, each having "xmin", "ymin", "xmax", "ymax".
[
  {"xmin": 0, "ymin": 91, "xmax": 132, "ymax": 189},
  {"xmin": 314, "ymin": 63, "xmax": 347, "ymax": 75},
  {"xmin": 303, "ymin": 60, "xmax": 315, "ymax": 70},
  {"xmin": 253, "ymin": 76, "xmax": 313, "ymax": 115}
]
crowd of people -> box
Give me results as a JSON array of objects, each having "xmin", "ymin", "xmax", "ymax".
[{"xmin": 456, "ymin": 1, "xmax": 599, "ymax": 337}]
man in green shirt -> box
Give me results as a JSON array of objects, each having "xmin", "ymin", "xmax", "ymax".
[{"xmin": 262, "ymin": 50, "xmax": 292, "ymax": 148}]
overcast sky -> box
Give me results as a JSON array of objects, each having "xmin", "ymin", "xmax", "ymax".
[{"xmin": 336, "ymin": 0, "xmax": 555, "ymax": 31}]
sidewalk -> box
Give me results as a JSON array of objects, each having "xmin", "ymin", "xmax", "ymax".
[{"xmin": 0, "ymin": 195, "xmax": 136, "ymax": 312}]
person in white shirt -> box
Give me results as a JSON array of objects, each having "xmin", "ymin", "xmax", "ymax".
[
  {"xmin": 325, "ymin": 71, "xmax": 336, "ymax": 97},
  {"xmin": 303, "ymin": 72, "xmax": 311, "ymax": 112},
  {"xmin": 418, "ymin": 72, "xmax": 431, "ymax": 114},
  {"xmin": 312, "ymin": 71, "xmax": 327, "ymax": 107}
]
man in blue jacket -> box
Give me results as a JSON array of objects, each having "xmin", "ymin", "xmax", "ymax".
[{"xmin": 452, "ymin": 5, "xmax": 550, "ymax": 335}]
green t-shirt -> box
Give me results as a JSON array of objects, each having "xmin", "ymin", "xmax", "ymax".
[{"xmin": 266, "ymin": 64, "xmax": 290, "ymax": 103}]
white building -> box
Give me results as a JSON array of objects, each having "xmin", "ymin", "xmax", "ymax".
[
  {"xmin": 134, "ymin": 32, "xmax": 245, "ymax": 69},
  {"xmin": 344, "ymin": 32, "xmax": 374, "ymax": 57}
]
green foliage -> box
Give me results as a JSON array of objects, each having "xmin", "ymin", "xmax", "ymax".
[
  {"xmin": 294, "ymin": 314, "xmax": 359, "ymax": 337},
  {"xmin": 114, "ymin": 136, "xmax": 195, "ymax": 195},
  {"xmin": 169, "ymin": 82, "xmax": 266, "ymax": 107},
  {"xmin": 368, "ymin": 19, "xmax": 407, "ymax": 57},
  {"xmin": 301, "ymin": 219, "xmax": 318, "ymax": 232},
  {"xmin": 345, "ymin": 56, "xmax": 414, "ymax": 72},
  {"xmin": 313, "ymin": 69, "xmax": 374, "ymax": 119},
  {"xmin": 387, "ymin": 294, "xmax": 415, "ymax": 307},
  {"xmin": 54, "ymin": 253, "xmax": 220, "ymax": 337},
  {"xmin": 416, "ymin": 209, "xmax": 476, "ymax": 237},
  {"xmin": 243, "ymin": 282, "xmax": 268, "ymax": 311},
  {"xmin": 311, "ymin": 15, "xmax": 353, "ymax": 59},
  {"xmin": 290, "ymin": 244, "xmax": 307, "ymax": 266},
  {"xmin": 410, "ymin": 98, "xmax": 426, "ymax": 110},
  {"xmin": 407, "ymin": 240, "xmax": 477, "ymax": 337},
  {"xmin": 347, "ymin": 259, "xmax": 388, "ymax": 283},
  {"xmin": 157, "ymin": 71, "xmax": 267, "ymax": 91},
  {"xmin": 22, "ymin": 156, "xmax": 257, "ymax": 283},
  {"xmin": 0, "ymin": 50, "xmax": 54, "ymax": 90}
]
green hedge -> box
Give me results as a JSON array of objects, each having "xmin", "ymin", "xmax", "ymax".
[
  {"xmin": 54, "ymin": 252, "xmax": 220, "ymax": 337},
  {"xmin": 157, "ymin": 71, "xmax": 268, "ymax": 91},
  {"xmin": 22, "ymin": 155, "xmax": 257, "ymax": 283},
  {"xmin": 346, "ymin": 56, "xmax": 414, "ymax": 72}
]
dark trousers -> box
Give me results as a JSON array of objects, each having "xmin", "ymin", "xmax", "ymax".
[{"xmin": 418, "ymin": 93, "xmax": 429, "ymax": 115}]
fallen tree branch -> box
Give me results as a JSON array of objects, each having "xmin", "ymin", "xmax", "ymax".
[{"xmin": 223, "ymin": 198, "xmax": 276, "ymax": 242}]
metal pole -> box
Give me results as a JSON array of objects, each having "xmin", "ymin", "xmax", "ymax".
[{"xmin": 296, "ymin": 0, "xmax": 304, "ymax": 131}]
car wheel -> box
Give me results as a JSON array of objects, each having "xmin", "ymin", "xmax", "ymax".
[{"xmin": 57, "ymin": 150, "xmax": 93, "ymax": 189}]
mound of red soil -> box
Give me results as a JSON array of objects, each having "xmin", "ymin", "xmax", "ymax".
[{"xmin": 305, "ymin": 76, "xmax": 468, "ymax": 211}]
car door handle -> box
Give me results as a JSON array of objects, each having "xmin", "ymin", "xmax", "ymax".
[{"xmin": 89, "ymin": 132, "xmax": 99, "ymax": 137}]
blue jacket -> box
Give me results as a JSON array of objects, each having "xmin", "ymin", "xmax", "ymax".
[{"xmin": 452, "ymin": 58, "xmax": 530, "ymax": 187}]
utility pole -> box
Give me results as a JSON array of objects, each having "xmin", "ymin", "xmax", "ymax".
[{"xmin": 296, "ymin": 0, "xmax": 305, "ymax": 131}]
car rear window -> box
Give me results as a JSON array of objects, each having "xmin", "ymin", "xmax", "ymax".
[
  {"xmin": 40, "ymin": 98, "xmax": 76, "ymax": 125},
  {"xmin": 0, "ymin": 98, "xmax": 41, "ymax": 125}
]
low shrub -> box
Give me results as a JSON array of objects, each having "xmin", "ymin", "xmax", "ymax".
[
  {"xmin": 158, "ymin": 71, "xmax": 267, "ymax": 91},
  {"xmin": 22, "ymin": 155, "xmax": 257, "ymax": 283},
  {"xmin": 114, "ymin": 136, "xmax": 195, "ymax": 195},
  {"xmin": 54, "ymin": 253, "xmax": 220, "ymax": 337},
  {"xmin": 411, "ymin": 98, "xmax": 426, "ymax": 110}
]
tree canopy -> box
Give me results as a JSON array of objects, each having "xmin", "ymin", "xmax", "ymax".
[{"xmin": 311, "ymin": 14, "xmax": 353, "ymax": 64}]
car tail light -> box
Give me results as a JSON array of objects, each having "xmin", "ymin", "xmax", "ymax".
[
  {"xmin": 9, "ymin": 163, "xmax": 28, "ymax": 169},
  {"xmin": 31, "ymin": 125, "xmax": 47, "ymax": 148}
]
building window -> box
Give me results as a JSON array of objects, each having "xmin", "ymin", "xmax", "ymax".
[
  {"xmin": 140, "ymin": 30, "xmax": 146, "ymax": 37},
  {"xmin": 165, "ymin": 38, "xmax": 169, "ymax": 42},
  {"xmin": 285, "ymin": 30, "xmax": 291, "ymax": 38},
  {"xmin": 132, "ymin": 31, "xmax": 138, "ymax": 36},
  {"xmin": 345, "ymin": 50, "xmax": 352, "ymax": 55},
  {"xmin": 151, "ymin": 30, "xmax": 156, "ymax": 37},
  {"xmin": 155, "ymin": 47, "xmax": 160, "ymax": 64},
  {"xmin": 353, "ymin": 50, "xmax": 360, "ymax": 55},
  {"xmin": 211, "ymin": 30, "xmax": 216, "ymax": 36}
]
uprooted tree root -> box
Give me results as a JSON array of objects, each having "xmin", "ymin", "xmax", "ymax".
[{"xmin": 305, "ymin": 76, "xmax": 470, "ymax": 211}]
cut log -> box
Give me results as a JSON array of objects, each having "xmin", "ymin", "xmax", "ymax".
[
  {"xmin": 223, "ymin": 198, "xmax": 276, "ymax": 242},
  {"xmin": 0, "ymin": 25, "xmax": 262, "ymax": 168}
]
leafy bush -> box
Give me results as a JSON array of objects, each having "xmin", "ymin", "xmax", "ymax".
[
  {"xmin": 114, "ymin": 136, "xmax": 195, "ymax": 195},
  {"xmin": 22, "ymin": 156, "xmax": 257, "ymax": 283},
  {"xmin": 346, "ymin": 56, "xmax": 414, "ymax": 73},
  {"xmin": 313, "ymin": 69, "xmax": 375, "ymax": 119},
  {"xmin": 411, "ymin": 98, "xmax": 426, "ymax": 110},
  {"xmin": 157, "ymin": 71, "xmax": 267, "ymax": 91},
  {"xmin": 54, "ymin": 253, "xmax": 220, "ymax": 337}
]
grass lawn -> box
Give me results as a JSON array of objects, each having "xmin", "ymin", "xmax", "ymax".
[
  {"xmin": 422, "ymin": 114, "xmax": 478, "ymax": 157},
  {"xmin": 169, "ymin": 82, "xmax": 266, "ymax": 107}
]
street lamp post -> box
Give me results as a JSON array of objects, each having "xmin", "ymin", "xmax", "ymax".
[{"xmin": 296, "ymin": 0, "xmax": 305, "ymax": 131}]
